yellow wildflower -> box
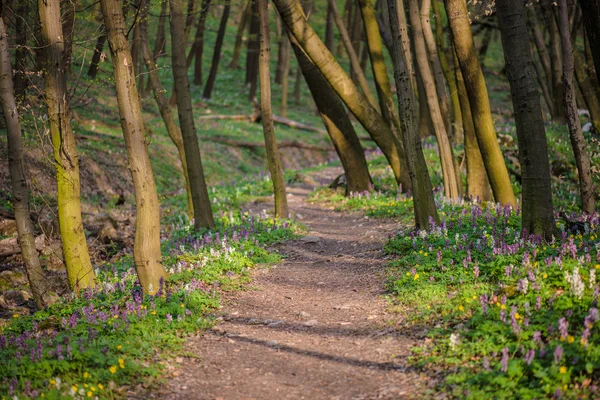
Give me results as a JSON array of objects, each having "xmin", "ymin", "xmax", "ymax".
[
  {"xmin": 458, "ymin": 305, "xmax": 464, "ymax": 311},
  {"xmin": 567, "ymin": 335, "xmax": 575, "ymax": 343},
  {"xmin": 501, "ymin": 304, "xmax": 506, "ymax": 310},
  {"xmin": 83, "ymin": 372, "xmax": 89, "ymax": 379},
  {"xmin": 414, "ymin": 274, "xmax": 419, "ymax": 280},
  {"xmin": 87, "ymin": 391, "xmax": 92, "ymax": 397},
  {"xmin": 180, "ymin": 303, "xmax": 185, "ymax": 308},
  {"xmin": 12, "ymin": 314, "xmax": 18, "ymax": 319},
  {"xmin": 109, "ymin": 366, "xmax": 117, "ymax": 374},
  {"xmin": 543, "ymin": 273, "xmax": 548, "ymax": 279},
  {"xmin": 151, "ymin": 310, "xmax": 157, "ymax": 315},
  {"xmin": 560, "ymin": 366, "xmax": 567, "ymax": 374},
  {"xmin": 72, "ymin": 386, "xmax": 78, "ymax": 392},
  {"xmin": 117, "ymin": 345, "xmax": 122, "ymax": 350},
  {"xmin": 98, "ymin": 384, "xmax": 104, "ymax": 390}
]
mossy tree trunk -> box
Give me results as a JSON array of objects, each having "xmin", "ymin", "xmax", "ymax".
[
  {"xmin": 100, "ymin": 0, "xmax": 167, "ymax": 295},
  {"xmin": 387, "ymin": 0, "xmax": 439, "ymax": 230},
  {"xmin": 273, "ymin": 0, "xmax": 411, "ymax": 191},
  {"xmin": 169, "ymin": 0, "xmax": 215, "ymax": 229},
  {"xmin": 445, "ymin": 0, "xmax": 516, "ymax": 206},
  {"xmin": 39, "ymin": 0, "xmax": 96, "ymax": 292},
  {"xmin": 496, "ymin": 0, "xmax": 556, "ymax": 238},
  {"xmin": 557, "ymin": 0, "xmax": 596, "ymax": 214},
  {"xmin": 0, "ymin": 15, "xmax": 49, "ymax": 308},
  {"xmin": 258, "ymin": 0, "xmax": 288, "ymax": 218}
]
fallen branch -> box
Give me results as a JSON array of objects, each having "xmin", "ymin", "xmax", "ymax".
[
  {"xmin": 201, "ymin": 135, "xmax": 332, "ymax": 151},
  {"xmin": 0, "ymin": 235, "xmax": 46, "ymax": 258},
  {"xmin": 197, "ymin": 111, "xmax": 326, "ymax": 134}
]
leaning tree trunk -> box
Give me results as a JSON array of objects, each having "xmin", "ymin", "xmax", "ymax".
[
  {"xmin": 408, "ymin": 0, "xmax": 459, "ymax": 200},
  {"xmin": 258, "ymin": 0, "xmax": 288, "ymax": 218},
  {"xmin": 0, "ymin": 16, "xmax": 49, "ymax": 308},
  {"xmin": 328, "ymin": 0, "xmax": 378, "ymax": 109},
  {"xmin": 39, "ymin": 0, "xmax": 96, "ymax": 291},
  {"xmin": 579, "ymin": 0, "xmax": 600, "ymax": 80},
  {"xmin": 169, "ymin": 0, "xmax": 215, "ymax": 229},
  {"xmin": 454, "ymin": 48, "xmax": 491, "ymax": 202},
  {"xmin": 574, "ymin": 47, "xmax": 600, "ymax": 133},
  {"xmin": 274, "ymin": 0, "xmax": 411, "ymax": 191},
  {"xmin": 557, "ymin": 0, "xmax": 595, "ymax": 214},
  {"xmin": 203, "ymin": 2, "xmax": 230, "ymax": 99},
  {"xmin": 358, "ymin": 0, "xmax": 403, "ymax": 140},
  {"xmin": 230, "ymin": 0, "xmax": 251, "ymax": 69},
  {"xmin": 88, "ymin": 31, "xmax": 106, "ymax": 78},
  {"xmin": 496, "ymin": 0, "xmax": 555, "ymax": 238},
  {"xmin": 288, "ymin": 31, "xmax": 373, "ymax": 194},
  {"xmin": 193, "ymin": 0, "xmax": 212, "ymax": 85},
  {"xmin": 100, "ymin": 0, "xmax": 167, "ymax": 295},
  {"xmin": 387, "ymin": 0, "xmax": 439, "ymax": 230},
  {"xmin": 445, "ymin": 0, "xmax": 516, "ymax": 206},
  {"xmin": 140, "ymin": 17, "xmax": 193, "ymax": 217}
]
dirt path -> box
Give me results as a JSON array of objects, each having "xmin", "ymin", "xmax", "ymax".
[{"xmin": 155, "ymin": 169, "xmax": 429, "ymax": 399}]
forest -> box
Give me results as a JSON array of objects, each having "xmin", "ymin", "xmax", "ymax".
[{"xmin": 0, "ymin": 0, "xmax": 599, "ymax": 398}]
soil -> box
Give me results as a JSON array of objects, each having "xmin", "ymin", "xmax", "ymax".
[{"xmin": 151, "ymin": 168, "xmax": 432, "ymax": 400}]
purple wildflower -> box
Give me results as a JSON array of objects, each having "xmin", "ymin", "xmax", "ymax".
[
  {"xmin": 501, "ymin": 347, "xmax": 509, "ymax": 372},
  {"xmin": 525, "ymin": 349, "xmax": 535, "ymax": 365},
  {"xmin": 554, "ymin": 346, "xmax": 564, "ymax": 364}
]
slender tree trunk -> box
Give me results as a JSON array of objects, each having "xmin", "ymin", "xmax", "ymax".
[
  {"xmin": 280, "ymin": 36, "xmax": 291, "ymax": 117},
  {"xmin": 61, "ymin": 0, "xmax": 78, "ymax": 70},
  {"xmin": 496, "ymin": 0, "xmax": 555, "ymax": 237},
  {"xmin": 328, "ymin": 0, "xmax": 377, "ymax": 109},
  {"xmin": 192, "ymin": 0, "xmax": 212, "ymax": 85},
  {"xmin": 387, "ymin": 0, "xmax": 439, "ymax": 229},
  {"xmin": 203, "ymin": 2, "xmax": 230, "ymax": 99},
  {"xmin": 542, "ymin": 0, "xmax": 567, "ymax": 124},
  {"xmin": 396, "ymin": 0, "xmax": 415, "ymax": 90},
  {"xmin": 140, "ymin": 16, "xmax": 193, "ymax": 217},
  {"xmin": 445, "ymin": 0, "xmax": 516, "ymax": 206},
  {"xmin": 246, "ymin": 1, "xmax": 260, "ymax": 100},
  {"xmin": 39, "ymin": 0, "xmax": 96, "ymax": 291},
  {"xmin": 358, "ymin": 0, "xmax": 402, "ymax": 139},
  {"xmin": 293, "ymin": 64, "xmax": 302, "ymax": 104},
  {"xmin": 274, "ymin": 16, "xmax": 285, "ymax": 84},
  {"xmin": 557, "ymin": 0, "xmax": 595, "ymax": 213},
  {"xmin": 13, "ymin": 0, "xmax": 29, "ymax": 99},
  {"xmin": 531, "ymin": 43, "xmax": 554, "ymax": 116},
  {"xmin": 408, "ymin": 0, "xmax": 458, "ymax": 200},
  {"xmin": 273, "ymin": 0, "xmax": 411, "ymax": 191},
  {"xmin": 579, "ymin": 0, "xmax": 600, "ymax": 80},
  {"xmin": 325, "ymin": 1, "xmax": 335, "ymax": 51},
  {"xmin": 258, "ymin": 0, "xmax": 288, "ymax": 218},
  {"xmin": 289, "ymin": 32, "xmax": 372, "ymax": 194},
  {"xmin": 454, "ymin": 48, "xmax": 491, "ymax": 202},
  {"xmin": 526, "ymin": 7, "xmax": 553, "ymax": 99},
  {"xmin": 1, "ymin": 16, "xmax": 49, "ymax": 308},
  {"xmin": 229, "ymin": 0, "xmax": 251, "ymax": 69},
  {"xmin": 88, "ymin": 32, "xmax": 106, "ymax": 78},
  {"xmin": 100, "ymin": 0, "xmax": 166, "ymax": 294},
  {"xmin": 153, "ymin": 0, "xmax": 168, "ymax": 60},
  {"xmin": 169, "ymin": 0, "xmax": 215, "ymax": 229},
  {"xmin": 433, "ymin": 0, "xmax": 462, "ymax": 142}
]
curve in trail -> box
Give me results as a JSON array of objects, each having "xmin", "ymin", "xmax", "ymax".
[{"xmin": 156, "ymin": 168, "xmax": 429, "ymax": 399}]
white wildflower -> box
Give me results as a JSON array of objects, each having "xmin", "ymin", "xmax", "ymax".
[
  {"xmin": 449, "ymin": 333, "xmax": 461, "ymax": 351},
  {"xmin": 590, "ymin": 269, "xmax": 596, "ymax": 289},
  {"xmin": 565, "ymin": 266, "xmax": 585, "ymax": 299}
]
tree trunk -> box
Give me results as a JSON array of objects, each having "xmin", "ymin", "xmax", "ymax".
[
  {"xmin": 0, "ymin": 16, "xmax": 49, "ymax": 308},
  {"xmin": 275, "ymin": 0, "xmax": 411, "ymax": 190},
  {"xmin": 579, "ymin": 0, "xmax": 600, "ymax": 81},
  {"xmin": 387, "ymin": 0, "xmax": 439, "ymax": 229},
  {"xmin": 192, "ymin": 0, "xmax": 212, "ymax": 85},
  {"xmin": 358, "ymin": 0, "xmax": 402, "ymax": 140},
  {"xmin": 88, "ymin": 32, "xmax": 106, "ymax": 78},
  {"xmin": 100, "ymin": 0, "xmax": 166, "ymax": 295},
  {"xmin": 258, "ymin": 0, "xmax": 288, "ymax": 218},
  {"xmin": 454, "ymin": 48, "xmax": 491, "ymax": 202},
  {"xmin": 229, "ymin": 0, "xmax": 251, "ymax": 69},
  {"xmin": 246, "ymin": 1, "xmax": 260, "ymax": 100},
  {"xmin": 325, "ymin": 1, "xmax": 335, "ymax": 51},
  {"xmin": 557, "ymin": 0, "xmax": 595, "ymax": 213},
  {"xmin": 61, "ymin": 0, "xmax": 78, "ymax": 70},
  {"xmin": 526, "ymin": 7, "xmax": 553, "ymax": 100},
  {"xmin": 140, "ymin": 16, "xmax": 193, "ymax": 217},
  {"xmin": 396, "ymin": 0, "xmax": 415, "ymax": 90},
  {"xmin": 574, "ymin": 48, "xmax": 600, "ymax": 133},
  {"xmin": 13, "ymin": 0, "xmax": 29, "ymax": 99},
  {"xmin": 203, "ymin": 2, "xmax": 230, "ymax": 99},
  {"xmin": 328, "ymin": 0, "xmax": 377, "ymax": 109},
  {"xmin": 153, "ymin": 0, "xmax": 168, "ymax": 60},
  {"xmin": 289, "ymin": 33, "xmax": 372, "ymax": 194},
  {"xmin": 293, "ymin": 64, "xmax": 302, "ymax": 104},
  {"xmin": 39, "ymin": 0, "xmax": 96, "ymax": 292},
  {"xmin": 280, "ymin": 36, "xmax": 291, "ymax": 117},
  {"xmin": 169, "ymin": 0, "xmax": 215, "ymax": 229},
  {"xmin": 445, "ymin": 0, "xmax": 516, "ymax": 206},
  {"xmin": 496, "ymin": 0, "xmax": 555, "ymax": 238},
  {"xmin": 408, "ymin": 0, "xmax": 458, "ymax": 200},
  {"xmin": 542, "ymin": 0, "xmax": 567, "ymax": 124}
]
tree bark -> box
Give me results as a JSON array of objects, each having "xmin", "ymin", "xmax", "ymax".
[
  {"xmin": 169, "ymin": 0, "xmax": 215, "ymax": 229},
  {"xmin": 258, "ymin": 0, "xmax": 288, "ymax": 218},
  {"xmin": 39, "ymin": 0, "xmax": 96, "ymax": 292},
  {"xmin": 100, "ymin": 0, "xmax": 167, "ymax": 294},
  {"xmin": 13, "ymin": 0, "xmax": 29, "ymax": 98},
  {"xmin": 579, "ymin": 0, "xmax": 600, "ymax": 81},
  {"xmin": 280, "ymin": 35, "xmax": 291, "ymax": 117},
  {"xmin": 203, "ymin": 2, "xmax": 230, "ymax": 99},
  {"xmin": 408, "ymin": 0, "xmax": 459, "ymax": 200},
  {"xmin": 454, "ymin": 47, "xmax": 491, "ymax": 202},
  {"xmin": 140, "ymin": 16, "xmax": 193, "ymax": 217},
  {"xmin": 246, "ymin": 0, "xmax": 260, "ymax": 100},
  {"xmin": 327, "ymin": 0, "xmax": 377, "ymax": 109},
  {"xmin": 445, "ymin": 0, "xmax": 516, "ymax": 206},
  {"xmin": 192, "ymin": 0, "xmax": 212, "ymax": 85},
  {"xmin": 229, "ymin": 0, "xmax": 251, "ymax": 69},
  {"xmin": 542, "ymin": 0, "xmax": 567, "ymax": 124},
  {"xmin": 274, "ymin": 0, "xmax": 411, "ymax": 191},
  {"xmin": 557, "ymin": 0, "xmax": 595, "ymax": 214},
  {"xmin": 325, "ymin": 1, "xmax": 335, "ymax": 51},
  {"xmin": 0, "ymin": 16, "xmax": 49, "ymax": 308},
  {"xmin": 574, "ymin": 48, "xmax": 600, "ymax": 133},
  {"xmin": 88, "ymin": 30, "xmax": 106, "ymax": 79},
  {"xmin": 387, "ymin": 0, "xmax": 439, "ymax": 229},
  {"xmin": 496, "ymin": 0, "xmax": 555, "ymax": 238}
]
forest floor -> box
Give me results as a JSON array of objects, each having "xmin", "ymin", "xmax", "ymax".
[{"xmin": 149, "ymin": 167, "xmax": 432, "ymax": 400}]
